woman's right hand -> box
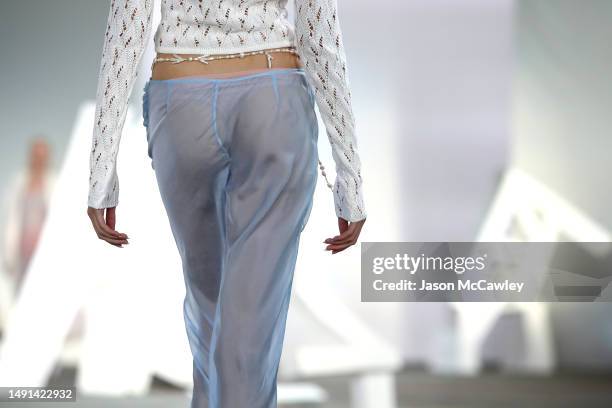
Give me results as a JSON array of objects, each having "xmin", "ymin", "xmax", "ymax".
[{"xmin": 87, "ymin": 206, "xmax": 129, "ymax": 247}]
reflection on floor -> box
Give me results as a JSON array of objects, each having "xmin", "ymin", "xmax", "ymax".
[{"xmin": 2, "ymin": 366, "xmax": 612, "ymax": 408}]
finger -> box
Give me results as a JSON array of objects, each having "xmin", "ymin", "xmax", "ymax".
[
  {"xmin": 325, "ymin": 225, "xmax": 358, "ymax": 244},
  {"xmin": 326, "ymin": 224, "xmax": 354, "ymax": 241},
  {"xmin": 331, "ymin": 244, "xmax": 352, "ymax": 254},
  {"xmin": 323, "ymin": 217, "xmax": 364, "ymax": 244},
  {"xmin": 88, "ymin": 210, "xmax": 117, "ymax": 244},
  {"xmin": 324, "ymin": 218, "xmax": 349, "ymax": 242},
  {"xmin": 326, "ymin": 229, "xmax": 359, "ymax": 247},
  {"xmin": 105, "ymin": 208, "xmax": 128, "ymax": 239},
  {"xmin": 327, "ymin": 227, "xmax": 359, "ymax": 245},
  {"xmin": 325, "ymin": 240, "xmax": 356, "ymax": 252},
  {"xmin": 87, "ymin": 207, "xmax": 121, "ymax": 236},
  {"xmin": 325, "ymin": 243, "xmax": 354, "ymax": 252},
  {"xmin": 94, "ymin": 210, "xmax": 126, "ymax": 239},
  {"xmin": 101, "ymin": 236, "xmax": 128, "ymax": 246},
  {"xmin": 92, "ymin": 219, "xmax": 128, "ymax": 245},
  {"xmin": 325, "ymin": 219, "xmax": 365, "ymax": 251},
  {"xmin": 89, "ymin": 211, "xmax": 107, "ymax": 237},
  {"xmin": 95, "ymin": 220, "xmax": 124, "ymax": 242},
  {"xmin": 106, "ymin": 207, "xmax": 116, "ymax": 230},
  {"xmin": 91, "ymin": 214, "xmax": 126, "ymax": 243}
]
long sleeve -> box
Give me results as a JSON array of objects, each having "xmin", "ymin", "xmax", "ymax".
[
  {"xmin": 88, "ymin": 0, "xmax": 154, "ymax": 209},
  {"xmin": 294, "ymin": 0, "xmax": 366, "ymax": 222}
]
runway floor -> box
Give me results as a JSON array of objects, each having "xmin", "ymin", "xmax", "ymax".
[{"xmin": 2, "ymin": 366, "xmax": 611, "ymax": 407}]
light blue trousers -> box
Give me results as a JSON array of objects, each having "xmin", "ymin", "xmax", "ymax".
[{"xmin": 142, "ymin": 68, "xmax": 319, "ymax": 408}]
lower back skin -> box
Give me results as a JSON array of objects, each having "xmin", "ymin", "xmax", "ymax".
[{"xmin": 151, "ymin": 50, "xmax": 302, "ymax": 80}]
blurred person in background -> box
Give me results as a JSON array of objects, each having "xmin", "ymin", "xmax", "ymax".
[{"xmin": 2, "ymin": 136, "xmax": 56, "ymax": 298}]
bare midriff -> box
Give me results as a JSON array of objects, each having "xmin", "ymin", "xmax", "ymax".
[{"xmin": 150, "ymin": 48, "xmax": 303, "ymax": 80}]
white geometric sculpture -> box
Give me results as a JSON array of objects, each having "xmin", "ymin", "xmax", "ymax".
[
  {"xmin": 0, "ymin": 101, "xmax": 193, "ymax": 394},
  {"xmin": 292, "ymin": 276, "xmax": 402, "ymax": 408},
  {"xmin": 436, "ymin": 167, "xmax": 611, "ymax": 376}
]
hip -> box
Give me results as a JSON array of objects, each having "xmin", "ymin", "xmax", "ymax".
[{"xmin": 142, "ymin": 66, "xmax": 318, "ymax": 166}]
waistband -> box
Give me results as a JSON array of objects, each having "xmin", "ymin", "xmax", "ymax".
[{"xmin": 147, "ymin": 67, "xmax": 307, "ymax": 85}]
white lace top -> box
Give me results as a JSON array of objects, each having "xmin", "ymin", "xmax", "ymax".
[{"xmin": 88, "ymin": 0, "xmax": 366, "ymax": 222}]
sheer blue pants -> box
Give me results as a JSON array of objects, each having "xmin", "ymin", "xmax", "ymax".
[{"xmin": 142, "ymin": 68, "xmax": 319, "ymax": 408}]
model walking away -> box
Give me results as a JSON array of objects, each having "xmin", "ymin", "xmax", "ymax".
[{"xmin": 86, "ymin": 0, "xmax": 367, "ymax": 407}]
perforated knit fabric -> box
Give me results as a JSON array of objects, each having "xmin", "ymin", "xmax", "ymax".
[{"xmin": 88, "ymin": 0, "xmax": 366, "ymax": 222}]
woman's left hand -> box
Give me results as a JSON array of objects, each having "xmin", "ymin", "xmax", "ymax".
[{"xmin": 323, "ymin": 217, "xmax": 366, "ymax": 254}]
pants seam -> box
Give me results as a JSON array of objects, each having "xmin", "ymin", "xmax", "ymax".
[
  {"xmin": 165, "ymin": 82, "xmax": 171, "ymax": 113},
  {"xmin": 272, "ymin": 75, "xmax": 280, "ymax": 116},
  {"xmin": 212, "ymin": 83, "xmax": 231, "ymax": 162},
  {"xmin": 183, "ymin": 300, "xmax": 209, "ymax": 383}
]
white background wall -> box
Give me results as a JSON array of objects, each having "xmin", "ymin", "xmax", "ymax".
[{"xmin": 514, "ymin": 0, "xmax": 612, "ymax": 369}]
